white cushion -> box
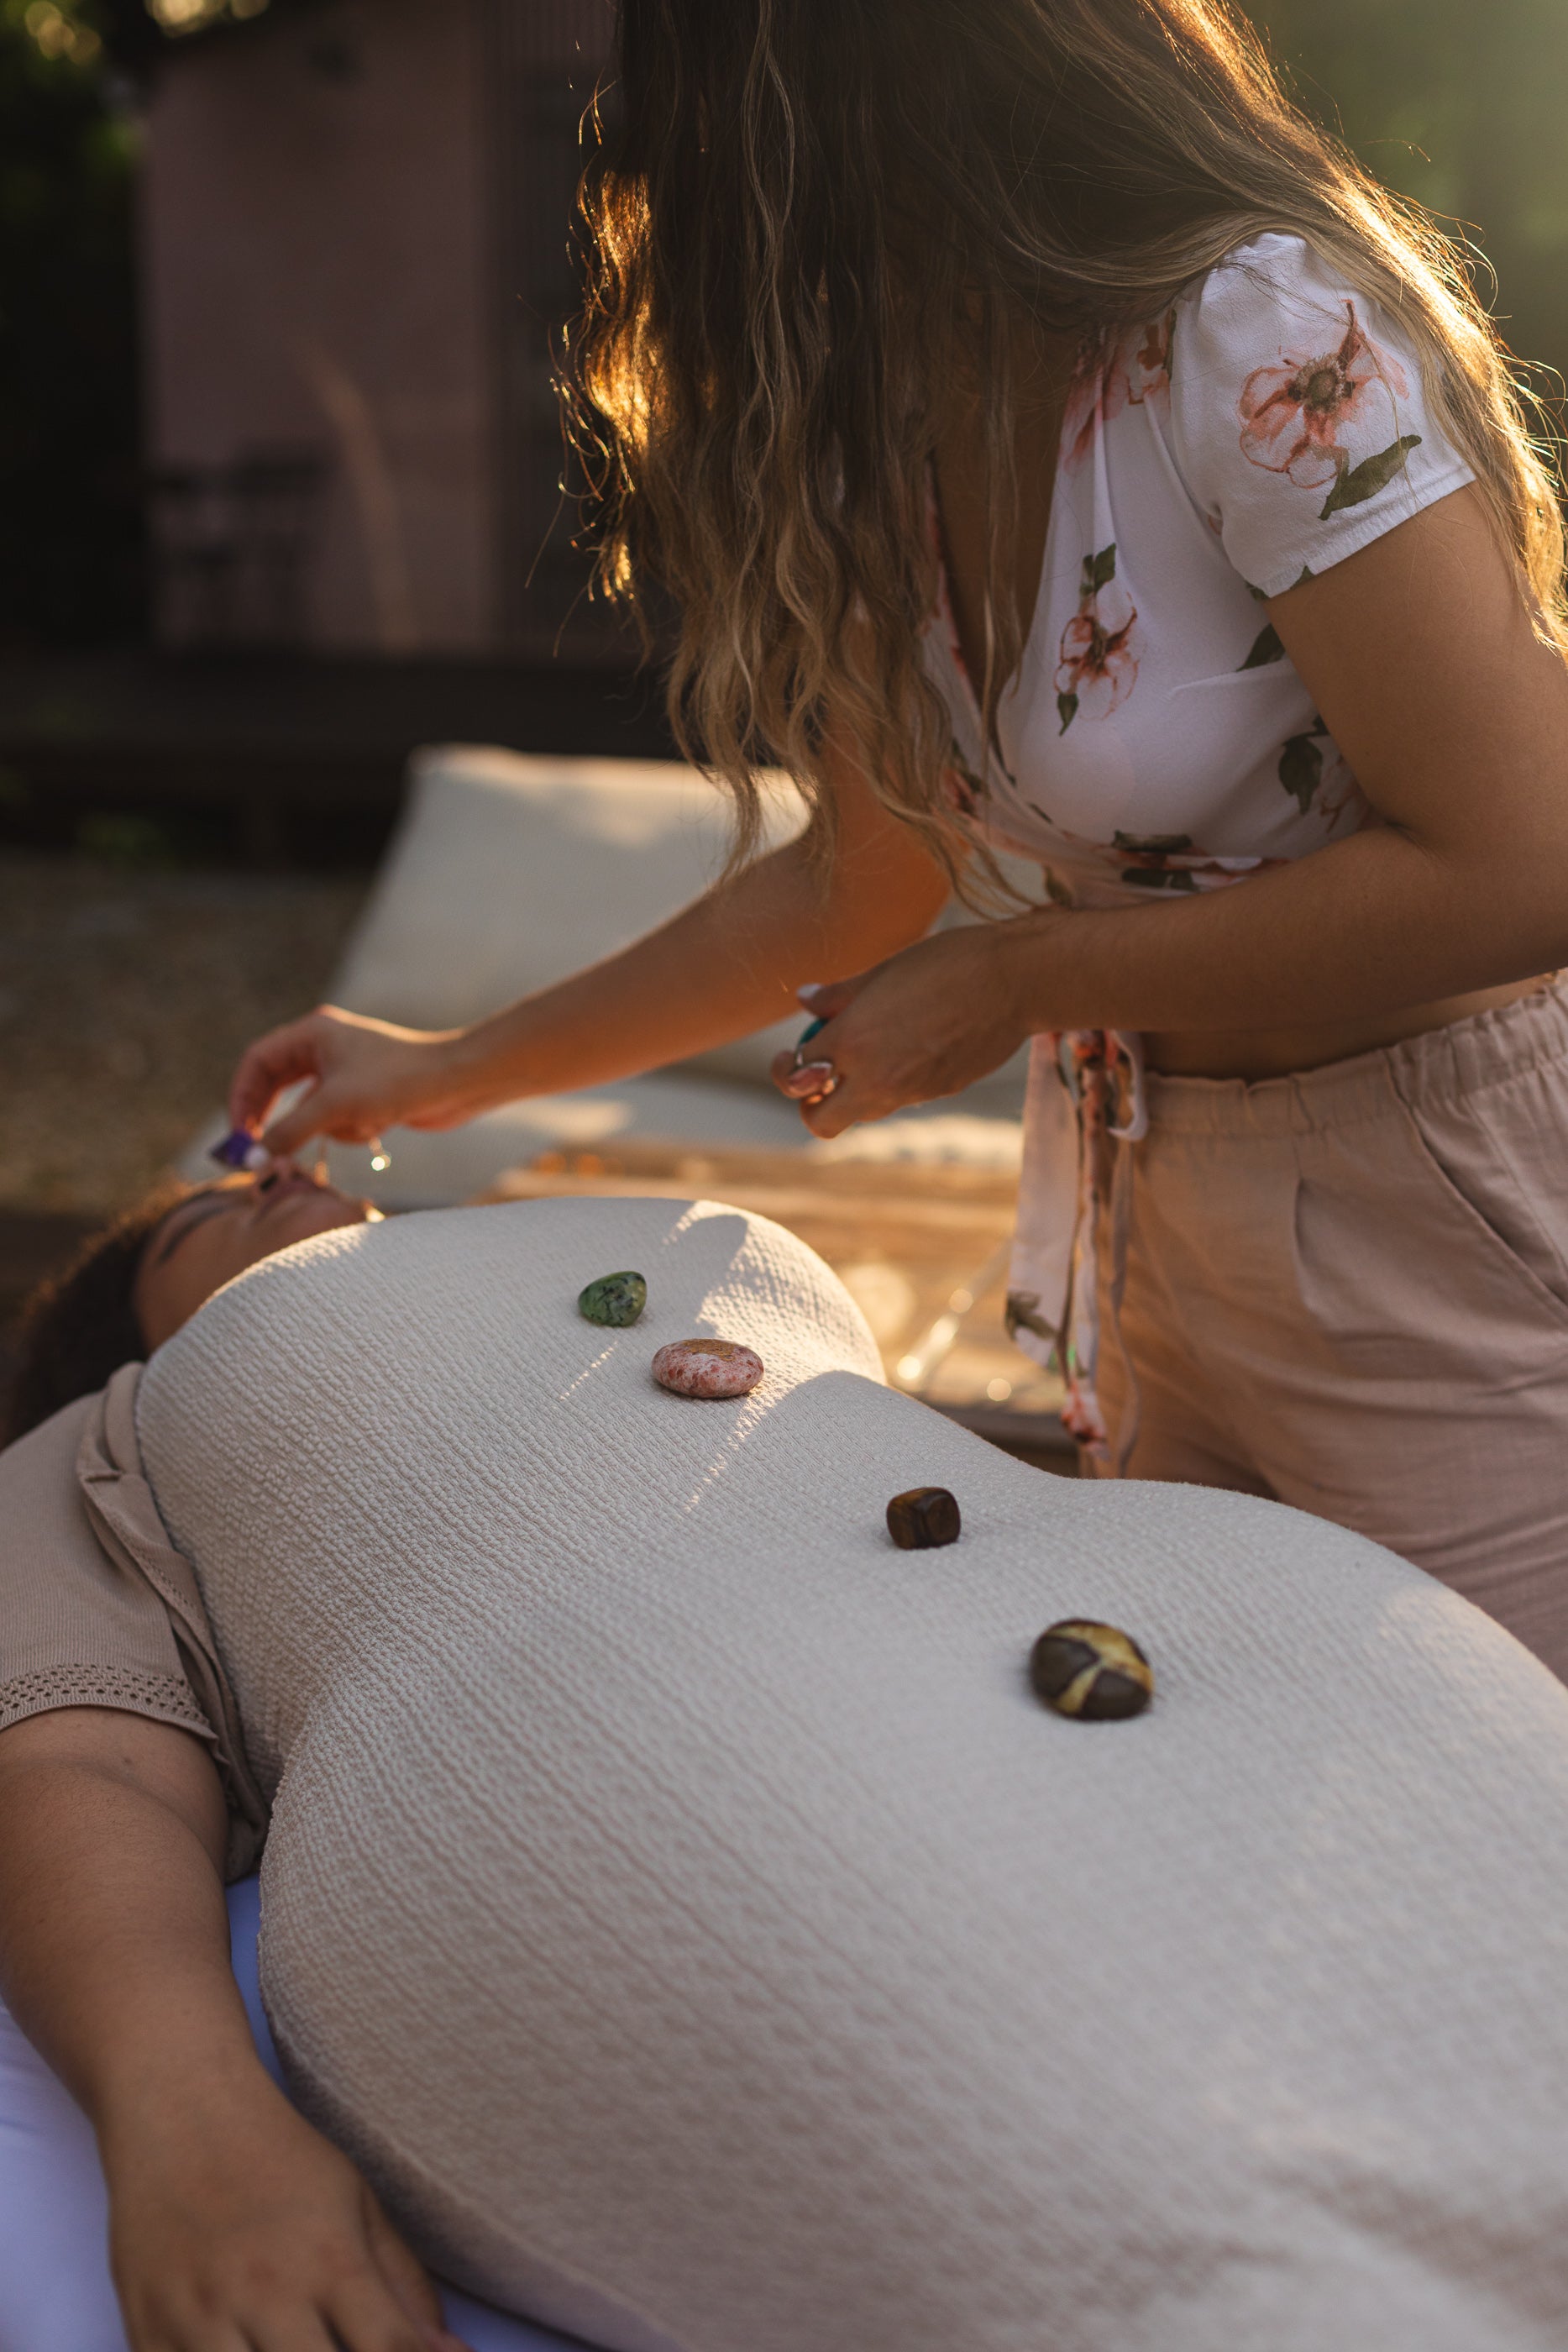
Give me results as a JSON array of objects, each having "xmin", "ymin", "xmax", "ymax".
[
  {"xmin": 329, "ymin": 746, "xmax": 810, "ymax": 1088},
  {"xmin": 138, "ymin": 1196, "xmax": 1568, "ymax": 2352},
  {"xmin": 275, "ymin": 741, "xmax": 1032, "ymax": 1205}
]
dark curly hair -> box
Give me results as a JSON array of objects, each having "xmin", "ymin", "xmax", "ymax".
[{"xmin": 2, "ymin": 1183, "xmax": 189, "ymax": 1449}]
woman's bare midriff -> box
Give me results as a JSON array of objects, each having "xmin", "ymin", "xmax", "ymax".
[{"xmin": 1144, "ymin": 974, "xmax": 1554, "ymax": 1082}]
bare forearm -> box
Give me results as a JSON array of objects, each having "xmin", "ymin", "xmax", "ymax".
[
  {"xmin": 1002, "ymin": 827, "xmax": 1568, "ymax": 1038},
  {"xmin": 0, "ymin": 1755, "xmax": 251, "ymax": 2130},
  {"xmin": 0, "ymin": 1719, "xmax": 452, "ymax": 2347},
  {"xmin": 233, "ymin": 746, "xmax": 952, "ymax": 1149},
  {"xmin": 0, "ymin": 1739, "xmax": 459, "ymax": 2351},
  {"xmin": 449, "ymin": 827, "xmax": 947, "ymax": 1110}
]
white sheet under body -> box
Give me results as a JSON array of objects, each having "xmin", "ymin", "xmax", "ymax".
[
  {"xmin": 134, "ymin": 1196, "xmax": 1568, "ymax": 2352},
  {"xmin": 0, "ymin": 1879, "xmax": 569, "ymax": 2352}
]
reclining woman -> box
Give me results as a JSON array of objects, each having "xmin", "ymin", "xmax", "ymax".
[{"xmin": 5, "ymin": 1163, "xmax": 1568, "ymax": 2352}]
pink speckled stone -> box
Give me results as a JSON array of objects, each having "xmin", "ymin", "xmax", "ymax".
[{"xmin": 651, "ymin": 1336, "xmax": 764, "ymax": 1399}]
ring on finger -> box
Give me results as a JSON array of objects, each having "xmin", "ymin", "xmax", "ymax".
[{"xmin": 792, "ymin": 1014, "xmax": 828, "ymax": 1070}]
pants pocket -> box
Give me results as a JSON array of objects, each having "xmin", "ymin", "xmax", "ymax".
[{"xmin": 1400, "ymin": 1096, "xmax": 1568, "ymax": 1330}]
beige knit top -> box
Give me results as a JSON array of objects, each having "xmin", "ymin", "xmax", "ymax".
[
  {"xmin": 8, "ymin": 1198, "xmax": 1568, "ymax": 2352},
  {"xmin": 0, "ymin": 1362, "xmax": 267, "ymax": 1877}
]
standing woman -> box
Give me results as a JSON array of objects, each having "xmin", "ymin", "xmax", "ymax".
[{"xmin": 233, "ymin": 0, "xmax": 1568, "ymax": 1671}]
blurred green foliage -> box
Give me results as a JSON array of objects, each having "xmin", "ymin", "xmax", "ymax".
[
  {"xmin": 1241, "ymin": 0, "xmax": 1568, "ymax": 394},
  {"xmin": 0, "ymin": 0, "xmax": 143, "ymax": 648},
  {"xmin": 73, "ymin": 808, "xmax": 186, "ymax": 863}
]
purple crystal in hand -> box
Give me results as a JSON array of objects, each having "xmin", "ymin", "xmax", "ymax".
[{"xmin": 209, "ymin": 1128, "xmax": 271, "ymax": 1173}]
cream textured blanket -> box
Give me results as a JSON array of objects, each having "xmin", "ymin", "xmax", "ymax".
[{"xmin": 135, "ymin": 1198, "xmax": 1568, "ymax": 2352}]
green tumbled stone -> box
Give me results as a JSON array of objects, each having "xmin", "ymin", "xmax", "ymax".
[{"xmin": 578, "ymin": 1270, "xmax": 648, "ymax": 1328}]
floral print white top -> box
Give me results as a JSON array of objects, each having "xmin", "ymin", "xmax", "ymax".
[{"xmin": 920, "ymin": 232, "xmax": 1476, "ymax": 1448}]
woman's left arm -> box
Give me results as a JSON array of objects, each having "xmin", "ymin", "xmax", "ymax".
[
  {"xmin": 784, "ymin": 485, "xmax": 1568, "ymax": 1129},
  {"xmin": 0, "ymin": 1707, "xmax": 461, "ymax": 2352}
]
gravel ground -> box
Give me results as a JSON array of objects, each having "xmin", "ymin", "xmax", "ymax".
[{"xmin": 0, "ymin": 853, "xmax": 367, "ymax": 1216}]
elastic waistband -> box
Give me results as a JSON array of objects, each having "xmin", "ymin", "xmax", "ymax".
[{"xmin": 1141, "ymin": 979, "xmax": 1568, "ymax": 1139}]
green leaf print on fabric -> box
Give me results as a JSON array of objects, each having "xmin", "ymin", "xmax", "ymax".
[
  {"xmin": 1278, "ymin": 727, "xmax": 1324, "ymax": 814},
  {"xmin": 1240, "ymin": 622, "xmax": 1286, "ymax": 668},
  {"xmin": 1113, "ymin": 831, "xmax": 1200, "ymax": 893},
  {"xmin": 1245, "ymin": 567, "xmax": 1314, "ymax": 605},
  {"xmin": 1319, "ymin": 434, "xmax": 1422, "ymax": 520},
  {"xmin": 1056, "ymin": 543, "xmax": 1138, "ymax": 734},
  {"xmin": 1121, "ymin": 866, "xmax": 1199, "ymax": 892},
  {"xmin": 1005, "ymin": 1290, "xmax": 1056, "ymax": 1347},
  {"xmin": 1083, "ymin": 544, "xmax": 1118, "ymax": 596}
]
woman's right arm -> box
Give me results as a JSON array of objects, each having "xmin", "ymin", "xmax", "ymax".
[
  {"xmin": 0, "ymin": 1707, "xmax": 460, "ymax": 2352},
  {"xmin": 232, "ymin": 748, "xmax": 951, "ymax": 1156}
]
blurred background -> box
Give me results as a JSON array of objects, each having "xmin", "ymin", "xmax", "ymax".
[
  {"xmin": 2, "ymin": 0, "xmax": 1564, "ymax": 1448},
  {"xmin": 3, "ymin": 0, "xmax": 654, "ymax": 1232}
]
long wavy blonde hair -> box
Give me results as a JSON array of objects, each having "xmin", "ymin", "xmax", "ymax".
[{"xmin": 570, "ymin": 0, "xmax": 1565, "ymax": 889}]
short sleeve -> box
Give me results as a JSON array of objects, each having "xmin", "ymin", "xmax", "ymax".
[
  {"xmin": 0, "ymin": 1390, "xmax": 214, "ymax": 1740},
  {"xmin": 0, "ymin": 1369, "xmax": 268, "ymax": 1877},
  {"xmin": 1166, "ymin": 231, "xmax": 1476, "ymax": 599}
]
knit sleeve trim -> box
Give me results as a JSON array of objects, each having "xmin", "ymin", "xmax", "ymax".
[{"xmin": 0, "ymin": 1661, "xmax": 216, "ymax": 1739}]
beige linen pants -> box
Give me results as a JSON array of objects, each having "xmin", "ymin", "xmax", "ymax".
[{"xmin": 1093, "ymin": 980, "xmax": 1568, "ymax": 1678}]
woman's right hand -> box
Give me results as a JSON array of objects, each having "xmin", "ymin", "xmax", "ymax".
[
  {"xmin": 104, "ymin": 2063, "xmax": 469, "ymax": 2352},
  {"xmin": 228, "ymin": 1005, "xmax": 485, "ymax": 1157}
]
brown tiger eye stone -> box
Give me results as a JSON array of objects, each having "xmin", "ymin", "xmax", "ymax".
[{"xmin": 885, "ymin": 1487, "xmax": 962, "ymax": 1549}]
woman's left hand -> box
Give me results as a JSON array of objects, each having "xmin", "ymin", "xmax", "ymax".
[
  {"xmin": 104, "ymin": 2068, "xmax": 467, "ymax": 2352},
  {"xmin": 771, "ymin": 917, "xmax": 1045, "ymax": 1137}
]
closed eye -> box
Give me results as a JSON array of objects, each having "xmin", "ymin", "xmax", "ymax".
[{"xmin": 148, "ymin": 1189, "xmax": 245, "ymax": 1268}]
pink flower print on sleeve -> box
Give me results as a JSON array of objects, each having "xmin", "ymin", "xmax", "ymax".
[
  {"xmin": 1238, "ymin": 301, "xmax": 1422, "ymax": 521},
  {"xmin": 1056, "ymin": 544, "xmax": 1138, "ymax": 733}
]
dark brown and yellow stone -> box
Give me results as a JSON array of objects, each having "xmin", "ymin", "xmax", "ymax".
[{"xmin": 1029, "ymin": 1620, "xmax": 1152, "ymax": 1719}]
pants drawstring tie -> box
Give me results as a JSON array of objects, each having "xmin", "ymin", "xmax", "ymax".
[
  {"xmin": 1106, "ymin": 1130, "xmax": 1142, "ymax": 1478},
  {"xmin": 1041, "ymin": 1029, "xmax": 1146, "ymax": 1462}
]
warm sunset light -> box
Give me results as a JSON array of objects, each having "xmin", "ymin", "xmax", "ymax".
[
  {"xmin": 4, "ymin": 9, "xmax": 1568, "ymax": 2344},
  {"xmin": 147, "ymin": 0, "xmax": 269, "ymax": 32}
]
